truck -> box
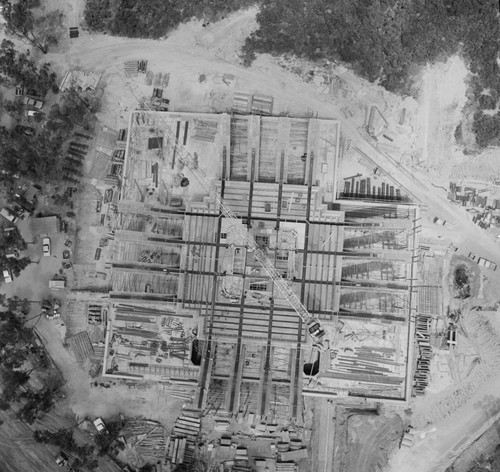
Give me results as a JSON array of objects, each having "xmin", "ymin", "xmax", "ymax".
[{"xmin": 93, "ymin": 417, "xmax": 107, "ymax": 433}]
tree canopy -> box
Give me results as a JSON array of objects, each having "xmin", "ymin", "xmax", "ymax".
[
  {"xmin": 84, "ymin": 0, "xmax": 255, "ymax": 39},
  {"xmin": 242, "ymin": 0, "xmax": 500, "ymax": 148}
]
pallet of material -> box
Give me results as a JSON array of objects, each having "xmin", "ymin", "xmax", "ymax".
[
  {"xmin": 124, "ymin": 61, "xmax": 139, "ymax": 77},
  {"xmin": 232, "ymin": 92, "xmax": 252, "ymax": 113},
  {"xmin": 191, "ymin": 120, "xmax": 218, "ymax": 142},
  {"xmin": 67, "ymin": 331, "xmax": 95, "ymax": 361}
]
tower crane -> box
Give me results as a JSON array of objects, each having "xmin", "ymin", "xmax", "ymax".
[{"xmin": 116, "ymin": 68, "xmax": 329, "ymax": 349}]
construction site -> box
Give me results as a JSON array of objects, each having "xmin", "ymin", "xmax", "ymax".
[{"xmin": 98, "ymin": 108, "xmax": 420, "ymax": 420}]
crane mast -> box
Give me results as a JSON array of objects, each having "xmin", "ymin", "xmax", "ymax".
[{"xmin": 119, "ymin": 73, "xmax": 328, "ymax": 349}]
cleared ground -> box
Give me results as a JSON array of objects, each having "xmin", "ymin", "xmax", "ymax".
[{"xmin": 2, "ymin": 3, "xmax": 500, "ymax": 472}]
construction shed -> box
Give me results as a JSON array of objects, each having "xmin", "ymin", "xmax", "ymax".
[{"xmin": 31, "ymin": 216, "xmax": 59, "ymax": 235}]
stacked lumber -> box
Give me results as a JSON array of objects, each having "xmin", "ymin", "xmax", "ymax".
[
  {"xmin": 413, "ymin": 313, "xmax": 431, "ymax": 395},
  {"xmin": 232, "ymin": 92, "xmax": 251, "ymax": 113},
  {"xmin": 277, "ymin": 448, "xmax": 308, "ymax": 462},
  {"xmin": 167, "ymin": 436, "xmax": 187, "ymax": 464},
  {"xmin": 167, "ymin": 414, "xmax": 201, "ymax": 466},
  {"xmin": 121, "ymin": 419, "xmax": 167, "ymax": 463},
  {"xmin": 235, "ymin": 446, "xmax": 248, "ymax": 461},
  {"xmin": 251, "ymin": 94, "xmax": 273, "ymax": 115},
  {"xmin": 276, "ymin": 462, "xmax": 298, "ymax": 472},
  {"xmin": 124, "ymin": 61, "xmax": 138, "ymax": 77},
  {"xmin": 192, "ymin": 120, "xmax": 218, "ymax": 142}
]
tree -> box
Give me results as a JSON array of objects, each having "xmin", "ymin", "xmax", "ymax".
[
  {"xmin": 0, "ymin": 368, "xmax": 31, "ymax": 402},
  {"xmin": 6, "ymin": 296, "xmax": 31, "ymax": 316},
  {"xmin": 4, "ymin": 0, "xmax": 48, "ymax": 53},
  {"xmin": 473, "ymin": 112, "xmax": 500, "ymax": 148}
]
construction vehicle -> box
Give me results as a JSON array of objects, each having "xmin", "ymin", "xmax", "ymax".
[{"xmin": 119, "ymin": 73, "xmax": 328, "ymax": 349}]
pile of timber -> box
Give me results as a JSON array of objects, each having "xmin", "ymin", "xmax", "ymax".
[
  {"xmin": 124, "ymin": 61, "xmax": 139, "ymax": 77},
  {"xmin": 115, "ymin": 304, "xmax": 176, "ymax": 318},
  {"xmin": 413, "ymin": 313, "xmax": 431, "ymax": 395},
  {"xmin": 167, "ymin": 414, "xmax": 201, "ymax": 466},
  {"xmin": 276, "ymin": 463, "xmax": 298, "ymax": 472},
  {"xmin": 277, "ymin": 448, "xmax": 308, "ymax": 462},
  {"xmin": 168, "ymin": 437, "xmax": 187, "ymax": 465},
  {"xmin": 232, "ymin": 466, "xmax": 254, "ymax": 472},
  {"xmin": 250, "ymin": 94, "xmax": 273, "ymax": 115},
  {"xmin": 191, "ymin": 120, "xmax": 218, "ymax": 142},
  {"xmin": 122, "ymin": 418, "xmax": 167, "ymax": 463}
]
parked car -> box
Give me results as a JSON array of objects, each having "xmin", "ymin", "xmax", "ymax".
[
  {"xmin": 23, "ymin": 96, "xmax": 43, "ymax": 109},
  {"xmin": 42, "ymin": 237, "xmax": 51, "ymax": 256},
  {"xmin": 2, "ymin": 268, "xmax": 12, "ymax": 283},
  {"xmin": 433, "ymin": 216, "xmax": 446, "ymax": 226}
]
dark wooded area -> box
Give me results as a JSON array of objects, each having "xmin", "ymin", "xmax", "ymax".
[
  {"xmin": 84, "ymin": 0, "xmax": 255, "ymax": 39},
  {"xmin": 243, "ymin": 0, "xmax": 500, "ymax": 148}
]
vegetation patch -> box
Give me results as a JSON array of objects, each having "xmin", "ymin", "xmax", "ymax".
[
  {"xmin": 242, "ymin": 0, "xmax": 500, "ymax": 149},
  {"xmin": 0, "ymin": 297, "xmax": 63, "ymax": 423},
  {"xmin": 453, "ymin": 264, "xmax": 471, "ymax": 299},
  {"xmin": 84, "ymin": 0, "xmax": 255, "ymax": 39}
]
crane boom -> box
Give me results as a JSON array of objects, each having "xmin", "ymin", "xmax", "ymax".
[{"xmin": 118, "ymin": 71, "xmax": 328, "ymax": 348}]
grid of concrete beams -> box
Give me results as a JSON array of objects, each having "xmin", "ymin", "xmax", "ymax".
[{"xmin": 104, "ymin": 111, "xmax": 418, "ymax": 416}]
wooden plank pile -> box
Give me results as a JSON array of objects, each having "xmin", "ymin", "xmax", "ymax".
[
  {"xmin": 191, "ymin": 120, "xmax": 218, "ymax": 143},
  {"xmin": 278, "ymin": 448, "xmax": 308, "ymax": 461},
  {"xmin": 251, "ymin": 94, "xmax": 274, "ymax": 115},
  {"xmin": 124, "ymin": 61, "xmax": 139, "ymax": 77},
  {"xmin": 67, "ymin": 331, "xmax": 95, "ymax": 361},
  {"xmin": 276, "ymin": 462, "xmax": 298, "ymax": 472},
  {"xmin": 232, "ymin": 465, "xmax": 254, "ymax": 472},
  {"xmin": 413, "ymin": 313, "xmax": 431, "ymax": 395},
  {"xmin": 167, "ymin": 414, "xmax": 200, "ymax": 466},
  {"xmin": 232, "ymin": 92, "xmax": 252, "ymax": 114},
  {"xmin": 122, "ymin": 419, "xmax": 167, "ymax": 464}
]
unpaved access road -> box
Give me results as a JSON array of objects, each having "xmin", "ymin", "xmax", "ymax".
[{"xmin": 34, "ymin": 9, "xmax": 500, "ymax": 471}]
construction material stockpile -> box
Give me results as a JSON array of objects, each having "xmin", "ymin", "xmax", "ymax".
[
  {"xmin": 276, "ymin": 462, "xmax": 299, "ymax": 472},
  {"xmin": 413, "ymin": 313, "xmax": 431, "ymax": 395},
  {"xmin": 327, "ymin": 346, "xmax": 404, "ymax": 395},
  {"xmin": 121, "ymin": 418, "xmax": 167, "ymax": 465},
  {"xmin": 167, "ymin": 414, "xmax": 201, "ymax": 466}
]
